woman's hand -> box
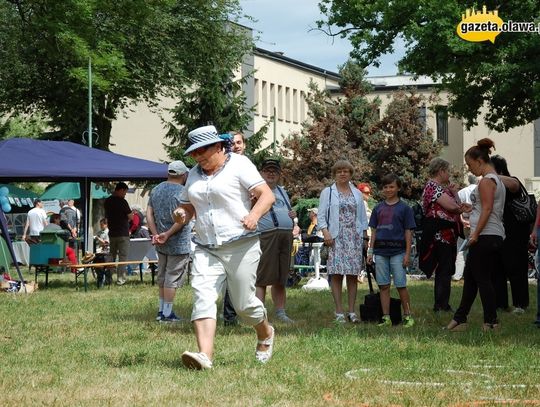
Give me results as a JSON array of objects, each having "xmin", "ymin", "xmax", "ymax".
[
  {"xmin": 460, "ymin": 202, "xmax": 472, "ymax": 213},
  {"xmin": 468, "ymin": 232, "xmax": 479, "ymax": 246},
  {"xmin": 241, "ymin": 213, "xmax": 259, "ymax": 231},
  {"xmin": 172, "ymin": 208, "xmax": 187, "ymax": 224},
  {"xmin": 322, "ymin": 229, "xmax": 334, "ymax": 247}
]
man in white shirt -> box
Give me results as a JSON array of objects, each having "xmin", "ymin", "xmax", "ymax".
[{"xmin": 22, "ymin": 199, "xmax": 48, "ymax": 243}]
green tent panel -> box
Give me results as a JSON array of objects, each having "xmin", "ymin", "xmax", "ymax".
[
  {"xmin": 0, "ymin": 184, "xmax": 38, "ymax": 207},
  {"xmin": 40, "ymin": 182, "xmax": 110, "ymax": 200}
]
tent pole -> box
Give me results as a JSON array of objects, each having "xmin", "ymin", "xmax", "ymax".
[{"xmin": 88, "ymin": 57, "xmax": 92, "ymax": 148}]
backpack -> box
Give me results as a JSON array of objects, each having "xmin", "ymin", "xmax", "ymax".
[{"xmin": 506, "ymin": 181, "xmax": 538, "ymax": 226}]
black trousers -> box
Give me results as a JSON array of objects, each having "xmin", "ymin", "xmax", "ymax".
[
  {"xmin": 433, "ymin": 241, "xmax": 455, "ymax": 311},
  {"xmin": 454, "ymin": 235, "xmax": 503, "ymax": 324},
  {"xmin": 223, "ymin": 288, "xmax": 237, "ymax": 322},
  {"xmin": 493, "ymin": 234, "xmax": 530, "ymax": 309}
]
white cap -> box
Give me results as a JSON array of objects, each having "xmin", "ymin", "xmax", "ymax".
[{"xmin": 168, "ymin": 160, "xmax": 188, "ymax": 175}]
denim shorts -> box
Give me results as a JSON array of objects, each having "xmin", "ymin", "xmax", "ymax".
[{"xmin": 374, "ymin": 253, "xmax": 407, "ymax": 288}]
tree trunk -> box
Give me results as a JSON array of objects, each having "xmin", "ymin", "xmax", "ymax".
[{"xmin": 93, "ymin": 96, "xmax": 115, "ymax": 151}]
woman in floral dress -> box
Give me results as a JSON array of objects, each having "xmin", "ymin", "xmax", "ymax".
[{"xmin": 318, "ymin": 160, "xmax": 369, "ymax": 323}]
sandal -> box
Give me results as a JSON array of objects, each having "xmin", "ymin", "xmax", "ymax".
[
  {"xmin": 347, "ymin": 312, "xmax": 360, "ymax": 324},
  {"xmin": 446, "ymin": 319, "xmax": 468, "ymax": 332},
  {"xmin": 255, "ymin": 326, "xmax": 274, "ymax": 363}
]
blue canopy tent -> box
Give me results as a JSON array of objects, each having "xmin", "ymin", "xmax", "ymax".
[{"xmin": 0, "ymin": 138, "xmax": 168, "ymax": 289}]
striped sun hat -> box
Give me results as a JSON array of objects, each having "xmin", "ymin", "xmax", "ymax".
[{"xmin": 184, "ymin": 125, "xmax": 223, "ymax": 155}]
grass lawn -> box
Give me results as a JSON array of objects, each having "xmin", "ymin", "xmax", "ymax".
[{"xmin": 1, "ymin": 269, "xmax": 540, "ymax": 406}]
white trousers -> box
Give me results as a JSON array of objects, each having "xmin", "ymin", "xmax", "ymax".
[{"xmin": 190, "ymin": 236, "xmax": 267, "ymax": 325}]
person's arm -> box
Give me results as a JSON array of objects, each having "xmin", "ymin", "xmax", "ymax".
[
  {"xmin": 367, "ymin": 228, "xmax": 377, "ymax": 264},
  {"xmin": 242, "ymin": 183, "xmax": 275, "ymax": 230},
  {"xmin": 357, "ymin": 192, "xmax": 369, "ymax": 247},
  {"xmin": 498, "ymin": 175, "xmax": 520, "ymax": 193},
  {"xmin": 531, "ymin": 198, "xmax": 540, "ymax": 246},
  {"xmin": 173, "ymin": 203, "xmax": 196, "ymax": 226},
  {"xmin": 22, "ymin": 218, "xmax": 29, "ymax": 239},
  {"xmin": 469, "ymin": 178, "xmax": 496, "ymax": 245},
  {"xmin": 403, "ymin": 229, "xmax": 412, "ymax": 267},
  {"xmin": 156, "ymin": 222, "xmax": 185, "ymax": 245},
  {"xmin": 146, "ymin": 205, "xmax": 157, "ymax": 236},
  {"xmin": 317, "ymin": 188, "xmax": 334, "ymax": 247},
  {"xmin": 436, "ymin": 192, "xmax": 462, "ymax": 214}
]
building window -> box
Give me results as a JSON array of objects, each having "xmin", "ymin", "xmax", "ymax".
[
  {"xmin": 270, "ymin": 83, "xmax": 276, "ymax": 118},
  {"xmin": 300, "ymin": 91, "xmax": 306, "ymax": 122},
  {"xmin": 285, "ymin": 87, "xmax": 291, "ymax": 122},
  {"xmin": 293, "ymin": 89, "xmax": 298, "ymax": 123},
  {"xmin": 436, "ymin": 107, "xmax": 449, "ymax": 145},
  {"xmin": 261, "ymin": 81, "xmax": 268, "ymax": 117},
  {"xmin": 277, "ymin": 85, "xmax": 283, "ymax": 120},
  {"xmin": 254, "ymin": 78, "xmax": 259, "ymax": 115}
]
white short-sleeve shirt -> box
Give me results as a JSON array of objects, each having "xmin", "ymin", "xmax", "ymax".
[
  {"xmin": 27, "ymin": 207, "xmax": 47, "ymax": 236},
  {"xmin": 180, "ymin": 153, "xmax": 265, "ymax": 247}
]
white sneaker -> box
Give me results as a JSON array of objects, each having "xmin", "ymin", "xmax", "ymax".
[
  {"xmin": 512, "ymin": 307, "xmax": 525, "ymax": 314},
  {"xmin": 181, "ymin": 351, "xmax": 213, "ymax": 370},
  {"xmin": 334, "ymin": 313, "xmax": 346, "ymax": 324}
]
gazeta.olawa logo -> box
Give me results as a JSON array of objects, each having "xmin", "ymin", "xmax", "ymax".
[
  {"xmin": 456, "ymin": 6, "xmax": 503, "ymax": 43},
  {"xmin": 457, "ymin": 5, "xmax": 540, "ymax": 43}
]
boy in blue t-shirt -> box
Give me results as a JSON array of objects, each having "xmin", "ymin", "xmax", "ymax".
[{"xmin": 367, "ymin": 173, "xmax": 417, "ymax": 327}]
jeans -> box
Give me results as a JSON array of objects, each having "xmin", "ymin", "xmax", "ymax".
[{"xmin": 374, "ymin": 253, "xmax": 407, "ymax": 287}]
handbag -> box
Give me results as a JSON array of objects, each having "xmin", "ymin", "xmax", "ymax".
[{"xmin": 506, "ymin": 180, "xmax": 537, "ymax": 225}]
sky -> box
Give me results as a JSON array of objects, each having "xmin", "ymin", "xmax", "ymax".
[{"xmin": 238, "ymin": 0, "xmax": 404, "ymax": 77}]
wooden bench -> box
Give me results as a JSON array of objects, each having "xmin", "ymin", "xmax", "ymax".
[{"xmin": 70, "ymin": 260, "xmax": 158, "ymax": 292}]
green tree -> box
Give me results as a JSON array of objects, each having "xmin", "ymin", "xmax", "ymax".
[
  {"xmin": 164, "ymin": 66, "xmax": 252, "ymax": 162},
  {"xmin": 318, "ymin": 0, "xmax": 540, "ymax": 132},
  {"xmin": 0, "ymin": 113, "xmax": 46, "ymax": 140},
  {"xmin": 280, "ymin": 65, "xmax": 376, "ymax": 201},
  {"xmin": 0, "ymin": 0, "xmax": 249, "ymax": 150},
  {"xmin": 371, "ymin": 90, "xmax": 442, "ymax": 199},
  {"xmin": 281, "ymin": 62, "xmax": 440, "ymax": 201}
]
